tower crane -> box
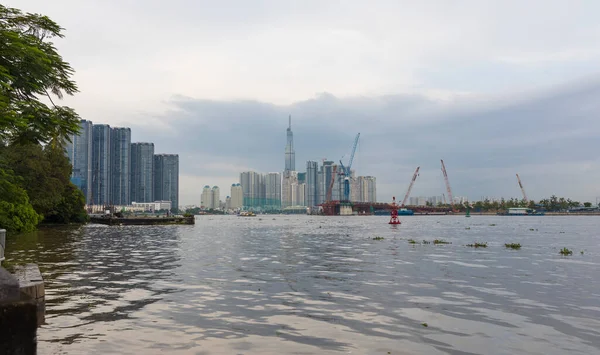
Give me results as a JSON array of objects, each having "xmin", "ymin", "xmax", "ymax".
[
  {"xmin": 516, "ymin": 174, "xmax": 528, "ymax": 203},
  {"xmin": 400, "ymin": 167, "xmax": 420, "ymax": 207},
  {"xmin": 339, "ymin": 133, "xmax": 360, "ymax": 202},
  {"xmin": 441, "ymin": 160, "xmax": 455, "ymax": 210}
]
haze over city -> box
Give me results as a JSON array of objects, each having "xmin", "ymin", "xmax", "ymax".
[{"xmin": 9, "ymin": 0, "xmax": 600, "ymax": 205}]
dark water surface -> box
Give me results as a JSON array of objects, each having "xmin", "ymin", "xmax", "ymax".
[{"xmin": 5, "ymin": 215, "xmax": 600, "ymax": 354}]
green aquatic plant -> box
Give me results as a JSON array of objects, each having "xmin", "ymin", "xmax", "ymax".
[
  {"xmin": 504, "ymin": 243, "xmax": 521, "ymax": 250},
  {"xmin": 408, "ymin": 239, "xmax": 417, "ymax": 244},
  {"xmin": 434, "ymin": 239, "xmax": 451, "ymax": 245},
  {"xmin": 489, "ymin": 224, "xmax": 496, "ymax": 226},
  {"xmin": 580, "ymin": 251, "xmax": 584, "ymax": 255},
  {"xmin": 559, "ymin": 247, "xmax": 573, "ymax": 256},
  {"xmin": 466, "ymin": 242, "xmax": 487, "ymax": 248},
  {"xmin": 372, "ymin": 236, "xmax": 385, "ymax": 241},
  {"xmin": 422, "ymin": 240, "xmax": 431, "ymax": 244},
  {"xmin": 421, "ymin": 322, "xmax": 428, "ymax": 327},
  {"xmin": 465, "ymin": 227, "xmax": 471, "ymax": 230}
]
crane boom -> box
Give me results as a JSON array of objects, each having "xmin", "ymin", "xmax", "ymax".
[
  {"xmin": 516, "ymin": 174, "xmax": 528, "ymax": 202},
  {"xmin": 441, "ymin": 160, "xmax": 454, "ymax": 208},
  {"xmin": 339, "ymin": 133, "xmax": 360, "ymax": 201},
  {"xmin": 401, "ymin": 167, "xmax": 420, "ymax": 207}
]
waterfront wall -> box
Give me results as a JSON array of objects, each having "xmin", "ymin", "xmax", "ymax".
[{"xmin": 0, "ymin": 267, "xmax": 38, "ymax": 355}]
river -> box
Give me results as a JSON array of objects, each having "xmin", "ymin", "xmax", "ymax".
[{"xmin": 5, "ymin": 215, "xmax": 600, "ymax": 354}]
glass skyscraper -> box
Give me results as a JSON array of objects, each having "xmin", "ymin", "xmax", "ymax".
[
  {"xmin": 284, "ymin": 115, "xmax": 295, "ymax": 171},
  {"xmin": 91, "ymin": 124, "xmax": 112, "ymax": 205},
  {"xmin": 66, "ymin": 119, "xmax": 93, "ymax": 204},
  {"xmin": 153, "ymin": 154, "xmax": 179, "ymax": 212},
  {"xmin": 306, "ymin": 161, "xmax": 318, "ymax": 208},
  {"xmin": 130, "ymin": 142, "xmax": 154, "ymax": 203},
  {"xmin": 110, "ymin": 127, "xmax": 131, "ymax": 205},
  {"xmin": 264, "ymin": 172, "xmax": 282, "ymax": 210}
]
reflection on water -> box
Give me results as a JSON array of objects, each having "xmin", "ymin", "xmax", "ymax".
[{"xmin": 5, "ymin": 216, "xmax": 600, "ymax": 354}]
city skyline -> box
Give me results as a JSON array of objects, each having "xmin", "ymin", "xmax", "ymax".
[
  {"xmin": 16, "ymin": 0, "xmax": 600, "ymax": 205},
  {"xmin": 66, "ymin": 121, "xmax": 180, "ymax": 211}
]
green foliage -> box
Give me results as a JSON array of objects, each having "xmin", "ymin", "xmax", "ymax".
[
  {"xmin": 504, "ymin": 243, "xmax": 522, "ymax": 250},
  {"xmin": 0, "ymin": 168, "xmax": 41, "ymax": 234},
  {"xmin": 372, "ymin": 236, "xmax": 384, "ymax": 240},
  {"xmin": 433, "ymin": 239, "xmax": 451, "ymax": 244},
  {"xmin": 466, "ymin": 242, "xmax": 487, "ymax": 248},
  {"xmin": 0, "ymin": 4, "xmax": 80, "ymax": 144},
  {"xmin": 559, "ymin": 247, "xmax": 573, "ymax": 256},
  {"xmin": 583, "ymin": 202, "xmax": 592, "ymax": 208},
  {"xmin": 408, "ymin": 239, "xmax": 417, "ymax": 244}
]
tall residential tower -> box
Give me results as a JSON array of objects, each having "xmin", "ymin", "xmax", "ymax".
[
  {"xmin": 91, "ymin": 124, "xmax": 111, "ymax": 205},
  {"xmin": 153, "ymin": 154, "xmax": 179, "ymax": 212},
  {"xmin": 130, "ymin": 143, "xmax": 154, "ymax": 203},
  {"xmin": 66, "ymin": 119, "xmax": 93, "ymax": 204},
  {"xmin": 110, "ymin": 127, "xmax": 131, "ymax": 205}
]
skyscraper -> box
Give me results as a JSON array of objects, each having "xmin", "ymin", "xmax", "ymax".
[
  {"xmin": 240, "ymin": 171, "xmax": 264, "ymax": 209},
  {"xmin": 230, "ymin": 183, "xmax": 243, "ymax": 209},
  {"xmin": 264, "ymin": 172, "xmax": 282, "ymax": 210},
  {"xmin": 357, "ymin": 176, "xmax": 377, "ymax": 203},
  {"xmin": 284, "ymin": 115, "xmax": 295, "ymax": 172},
  {"xmin": 201, "ymin": 185, "xmax": 212, "ymax": 208},
  {"xmin": 91, "ymin": 124, "xmax": 111, "ymax": 205},
  {"xmin": 110, "ymin": 127, "xmax": 131, "ymax": 205},
  {"xmin": 306, "ymin": 161, "xmax": 318, "ymax": 208},
  {"xmin": 130, "ymin": 143, "xmax": 154, "ymax": 203},
  {"xmin": 210, "ymin": 186, "xmax": 220, "ymax": 209},
  {"xmin": 281, "ymin": 170, "xmax": 298, "ymax": 208},
  {"xmin": 153, "ymin": 154, "xmax": 179, "ymax": 212},
  {"xmin": 65, "ymin": 119, "xmax": 93, "ymax": 204}
]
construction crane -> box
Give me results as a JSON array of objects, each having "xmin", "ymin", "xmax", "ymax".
[
  {"xmin": 326, "ymin": 165, "xmax": 338, "ymax": 202},
  {"xmin": 516, "ymin": 174, "xmax": 528, "ymax": 203},
  {"xmin": 400, "ymin": 167, "xmax": 420, "ymax": 207},
  {"xmin": 440, "ymin": 160, "xmax": 454, "ymax": 209},
  {"xmin": 339, "ymin": 133, "xmax": 360, "ymax": 202}
]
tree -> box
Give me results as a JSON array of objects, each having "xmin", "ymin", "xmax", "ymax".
[
  {"xmin": 0, "ymin": 168, "xmax": 41, "ymax": 234},
  {"xmin": 584, "ymin": 202, "xmax": 592, "ymax": 208},
  {"xmin": 0, "ymin": 4, "xmax": 80, "ymax": 144}
]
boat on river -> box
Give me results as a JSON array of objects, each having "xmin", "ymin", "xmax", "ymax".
[
  {"xmin": 498, "ymin": 208, "xmax": 545, "ymax": 216},
  {"xmin": 237, "ymin": 211, "xmax": 256, "ymax": 217}
]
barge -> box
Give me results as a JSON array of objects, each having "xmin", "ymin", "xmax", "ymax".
[{"xmin": 89, "ymin": 215, "xmax": 195, "ymax": 225}]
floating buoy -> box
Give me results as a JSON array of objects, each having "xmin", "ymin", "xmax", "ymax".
[{"xmin": 389, "ymin": 196, "xmax": 401, "ymax": 225}]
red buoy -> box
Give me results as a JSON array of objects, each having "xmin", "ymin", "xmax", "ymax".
[{"xmin": 389, "ymin": 196, "xmax": 401, "ymax": 225}]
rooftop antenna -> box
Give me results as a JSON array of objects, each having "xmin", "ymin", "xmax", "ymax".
[{"xmin": 289, "ymin": 115, "xmax": 291, "ymax": 129}]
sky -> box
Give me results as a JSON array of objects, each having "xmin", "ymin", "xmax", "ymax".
[{"xmin": 9, "ymin": 0, "xmax": 600, "ymax": 205}]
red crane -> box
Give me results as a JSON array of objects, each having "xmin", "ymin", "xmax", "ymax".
[
  {"xmin": 401, "ymin": 167, "xmax": 420, "ymax": 207},
  {"xmin": 516, "ymin": 174, "xmax": 528, "ymax": 203},
  {"xmin": 441, "ymin": 160, "xmax": 454, "ymax": 210}
]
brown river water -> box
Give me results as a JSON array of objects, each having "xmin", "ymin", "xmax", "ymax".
[{"xmin": 5, "ymin": 215, "xmax": 600, "ymax": 354}]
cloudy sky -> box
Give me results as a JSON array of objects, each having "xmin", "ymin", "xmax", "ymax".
[{"xmin": 11, "ymin": 0, "xmax": 600, "ymax": 205}]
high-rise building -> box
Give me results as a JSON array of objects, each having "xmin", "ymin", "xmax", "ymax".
[
  {"xmin": 281, "ymin": 170, "xmax": 298, "ymax": 208},
  {"xmin": 210, "ymin": 186, "xmax": 220, "ymax": 209},
  {"xmin": 284, "ymin": 115, "xmax": 295, "ymax": 172},
  {"xmin": 240, "ymin": 171, "xmax": 264, "ymax": 209},
  {"xmin": 130, "ymin": 143, "xmax": 154, "ymax": 203},
  {"xmin": 201, "ymin": 185, "xmax": 212, "ymax": 208},
  {"xmin": 225, "ymin": 196, "xmax": 231, "ymax": 210},
  {"xmin": 306, "ymin": 161, "xmax": 318, "ymax": 207},
  {"xmin": 230, "ymin": 183, "xmax": 243, "ymax": 209},
  {"xmin": 65, "ymin": 119, "xmax": 93, "ymax": 204},
  {"xmin": 91, "ymin": 124, "xmax": 111, "ymax": 205},
  {"xmin": 297, "ymin": 172, "xmax": 306, "ymax": 185},
  {"xmin": 357, "ymin": 176, "xmax": 377, "ymax": 203},
  {"xmin": 291, "ymin": 183, "xmax": 306, "ymax": 206},
  {"xmin": 264, "ymin": 172, "xmax": 281, "ymax": 210},
  {"xmin": 153, "ymin": 154, "xmax": 179, "ymax": 212},
  {"xmin": 318, "ymin": 161, "xmax": 336, "ymax": 204},
  {"xmin": 110, "ymin": 127, "xmax": 131, "ymax": 205}
]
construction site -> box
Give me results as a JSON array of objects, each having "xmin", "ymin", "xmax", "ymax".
[{"xmin": 317, "ymin": 133, "xmax": 529, "ymax": 216}]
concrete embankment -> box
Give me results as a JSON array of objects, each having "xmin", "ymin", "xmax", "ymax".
[{"xmin": 1, "ymin": 229, "xmax": 45, "ymax": 355}]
